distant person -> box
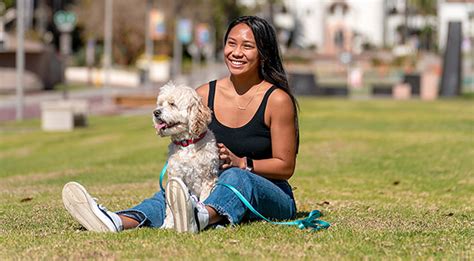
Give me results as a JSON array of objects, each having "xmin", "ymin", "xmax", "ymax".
[{"xmin": 62, "ymin": 15, "xmax": 299, "ymax": 233}]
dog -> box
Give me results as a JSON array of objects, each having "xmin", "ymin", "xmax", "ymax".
[{"xmin": 152, "ymin": 82, "xmax": 219, "ymax": 229}]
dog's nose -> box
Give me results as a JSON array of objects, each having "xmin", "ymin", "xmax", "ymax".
[{"xmin": 153, "ymin": 109, "xmax": 161, "ymax": 118}]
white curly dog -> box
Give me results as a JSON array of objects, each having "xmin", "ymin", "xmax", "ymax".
[{"xmin": 153, "ymin": 82, "xmax": 220, "ymax": 230}]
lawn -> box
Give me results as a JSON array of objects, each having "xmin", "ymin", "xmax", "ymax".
[{"xmin": 0, "ymin": 98, "xmax": 472, "ymax": 259}]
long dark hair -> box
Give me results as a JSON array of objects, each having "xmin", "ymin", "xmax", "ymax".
[{"xmin": 224, "ymin": 16, "xmax": 299, "ymax": 153}]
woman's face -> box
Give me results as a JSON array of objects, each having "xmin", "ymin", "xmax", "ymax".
[{"xmin": 224, "ymin": 23, "xmax": 260, "ymax": 77}]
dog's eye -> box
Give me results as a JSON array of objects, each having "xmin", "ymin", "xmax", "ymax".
[{"xmin": 168, "ymin": 101, "xmax": 175, "ymax": 107}]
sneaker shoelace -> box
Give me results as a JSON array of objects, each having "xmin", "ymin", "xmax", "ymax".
[
  {"xmin": 190, "ymin": 195, "xmax": 206, "ymax": 211},
  {"xmin": 93, "ymin": 198, "xmax": 120, "ymax": 232},
  {"xmin": 189, "ymin": 194, "xmax": 209, "ymax": 231},
  {"xmin": 93, "ymin": 198, "xmax": 109, "ymax": 212}
]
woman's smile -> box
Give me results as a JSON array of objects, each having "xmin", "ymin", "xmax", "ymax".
[{"xmin": 229, "ymin": 59, "xmax": 246, "ymax": 68}]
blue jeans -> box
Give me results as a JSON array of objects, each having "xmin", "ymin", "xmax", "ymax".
[{"xmin": 117, "ymin": 168, "xmax": 297, "ymax": 228}]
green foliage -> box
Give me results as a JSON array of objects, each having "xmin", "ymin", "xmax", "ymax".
[
  {"xmin": 72, "ymin": 0, "xmax": 248, "ymax": 65},
  {"xmin": 0, "ymin": 99, "xmax": 472, "ymax": 259},
  {"xmin": 72, "ymin": 43, "xmax": 104, "ymax": 67},
  {"xmin": 2, "ymin": 0, "xmax": 15, "ymax": 10},
  {"xmin": 210, "ymin": 0, "xmax": 248, "ymax": 50},
  {"xmin": 408, "ymin": 0, "xmax": 437, "ymax": 16}
]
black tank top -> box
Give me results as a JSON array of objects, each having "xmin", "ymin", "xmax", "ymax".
[{"xmin": 207, "ymin": 80, "xmax": 277, "ymax": 160}]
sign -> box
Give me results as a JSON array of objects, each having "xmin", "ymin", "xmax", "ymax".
[
  {"xmin": 54, "ymin": 11, "xmax": 76, "ymax": 33},
  {"xmin": 195, "ymin": 23, "xmax": 210, "ymax": 48},
  {"xmin": 150, "ymin": 10, "xmax": 166, "ymax": 40},
  {"xmin": 178, "ymin": 19, "xmax": 192, "ymax": 44},
  {"xmin": 339, "ymin": 51, "xmax": 352, "ymax": 65}
]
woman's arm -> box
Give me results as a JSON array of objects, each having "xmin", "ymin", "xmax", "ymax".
[
  {"xmin": 220, "ymin": 89, "xmax": 297, "ymax": 180},
  {"xmin": 196, "ymin": 84, "xmax": 209, "ymax": 107}
]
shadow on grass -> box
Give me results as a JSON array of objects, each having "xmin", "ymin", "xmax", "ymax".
[
  {"xmin": 69, "ymin": 211, "xmax": 327, "ymax": 231},
  {"xmin": 295, "ymin": 211, "xmax": 312, "ymax": 219},
  {"xmin": 239, "ymin": 211, "xmax": 323, "ymax": 224}
]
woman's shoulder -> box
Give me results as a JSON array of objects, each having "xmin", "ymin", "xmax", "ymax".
[
  {"xmin": 267, "ymin": 86, "xmax": 294, "ymax": 108},
  {"xmin": 196, "ymin": 83, "xmax": 208, "ymax": 96},
  {"xmin": 266, "ymin": 86, "xmax": 296, "ymax": 123},
  {"xmin": 196, "ymin": 83, "xmax": 209, "ymax": 106},
  {"xmin": 196, "ymin": 78, "xmax": 227, "ymax": 105}
]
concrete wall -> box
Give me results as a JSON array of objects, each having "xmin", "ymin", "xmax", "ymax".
[
  {"xmin": 438, "ymin": 1, "xmax": 474, "ymax": 50},
  {"xmin": 0, "ymin": 47, "xmax": 64, "ymax": 90},
  {"xmin": 283, "ymin": 0, "xmax": 385, "ymax": 50}
]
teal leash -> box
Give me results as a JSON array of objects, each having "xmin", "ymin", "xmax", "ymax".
[
  {"xmin": 159, "ymin": 161, "xmax": 168, "ymax": 192},
  {"xmin": 217, "ymin": 182, "xmax": 330, "ymax": 231},
  {"xmin": 158, "ymin": 162, "xmax": 330, "ymax": 231}
]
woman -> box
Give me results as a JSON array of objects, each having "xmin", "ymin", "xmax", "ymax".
[{"xmin": 62, "ymin": 16, "xmax": 299, "ymax": 233}]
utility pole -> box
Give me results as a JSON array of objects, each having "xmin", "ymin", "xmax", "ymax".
[
  {"xmin": 103, "ymin": 0, "xmax": 113, "ymax": 106},
  {"xmin": 16, "ymin": 0, "xmax": 25, "ymax": 121}
]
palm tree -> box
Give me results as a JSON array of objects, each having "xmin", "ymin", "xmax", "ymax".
[{"xmin": 404, "ymin": 0, "xmax": 437, "ymax": 50}]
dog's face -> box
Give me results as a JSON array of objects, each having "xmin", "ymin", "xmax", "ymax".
[{"xmin": 153, "ymin": 82, "xmax": 211, "ymax": 138}]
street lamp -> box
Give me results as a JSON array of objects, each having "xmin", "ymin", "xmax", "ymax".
[
  {"xmin": 103, "ymin": 0, "xmax": 113, "ymax": 106},
  {"xmin": 16, "ymin": 0, "xmax": 25, "ymax": 121},
  {"xmin": 469, "ymin": 8, "xmax": 474, "ymax": 92}
]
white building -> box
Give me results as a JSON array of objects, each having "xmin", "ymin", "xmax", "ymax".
[
  {"xmin": 438, "ymin": 0, "xmax": 474, "ymax": 49},
  {"xmin": 242, "ymin": 0, "xmax": 474, "ymax": 54},
  {"xmin": 281, "ymin": 0, "xmax": 386, "ymax": 53}
]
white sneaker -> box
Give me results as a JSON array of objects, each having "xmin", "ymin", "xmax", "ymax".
[
  {"xmin": 165, "ymin": 178, "xmax": 209, "ymax": 233},
  {"xmin": 62, "ymin": 182, "xmax": 123, "ymax": 232}
]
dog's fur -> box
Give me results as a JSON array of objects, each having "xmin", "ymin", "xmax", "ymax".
[{"xmin": 153, "ymin": 82, "xmax": 219, "ymax": 229}]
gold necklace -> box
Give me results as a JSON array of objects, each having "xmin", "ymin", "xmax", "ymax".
[{"xmin": 236, "ymin": 83, "xmax": 263, "ymax": 110}]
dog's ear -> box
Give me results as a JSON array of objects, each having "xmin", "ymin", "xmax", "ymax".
[{"xmin": 188, "ymin": 96, "xmax": 211, "ymax": 137}]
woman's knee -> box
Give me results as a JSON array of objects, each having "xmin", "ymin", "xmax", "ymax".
[{"xmin": 218, "ymin": 168, "xmax": 252, "ymax": 185}]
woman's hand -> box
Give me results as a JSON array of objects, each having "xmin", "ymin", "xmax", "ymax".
[{"xmin": 217, "ymin": 143, "xmax": 245, "ymax": 169}]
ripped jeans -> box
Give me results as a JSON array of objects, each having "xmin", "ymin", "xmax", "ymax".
[{"xmin": 117, "ymin": 167, "xmax": 297, "ymax": 228}]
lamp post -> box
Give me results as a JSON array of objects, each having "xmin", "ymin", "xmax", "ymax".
[
  {"xmin": 469, "ymin": 8, "xmax": 474, "ymax": 92},
  {"xmin": 53, "ymin": 10, "xmax": 76, "ymax": 99},
  {"xmin": 16, "ymin": 0, "xmax": 25, "ymax": 121},
  {"xmin": 103, "ymin": 0, "xmax": 113, "ymax": 106}
]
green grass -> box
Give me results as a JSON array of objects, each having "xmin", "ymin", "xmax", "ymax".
[{"xmin": 1, "ymin": 98, "xmax": 473, "ymax": 259}]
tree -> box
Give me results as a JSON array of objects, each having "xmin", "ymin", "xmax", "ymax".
[
  {"xmin": 406, "ymin": 0, "xmax": 437, "ymax": 50},
  {"xmin": 2, "ymin": 0, "xmax": 15, "ymax": 10},
  {"xmin": 73, "ymin": 0, "xmax": 147, "ymax": 65},
  {"xmin": 73, "ymin": 0, "xmax": 245, "ymax": 66},
  {"xmin": 209, "ymin": 0, "xmax": 247, "ymax": 51},
  {"xmin": 409, "ymin": 0, "xmax": 436, "ymax": 16}
]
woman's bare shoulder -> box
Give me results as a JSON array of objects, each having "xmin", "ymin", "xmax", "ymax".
[
  {"xmin": 196, "ymin": 78, "xmax": 227, "ymax": 105},
  {"xmin": 196, "ymin": 83, "xmax": 209, "ymax": 106},
  {"xmin": 196, "ymin": 83, "xmax": 209, "ymax": 95},
  {"xmin": 268, "ymin": 87, "xmax": 294, "ymax": 108}
]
